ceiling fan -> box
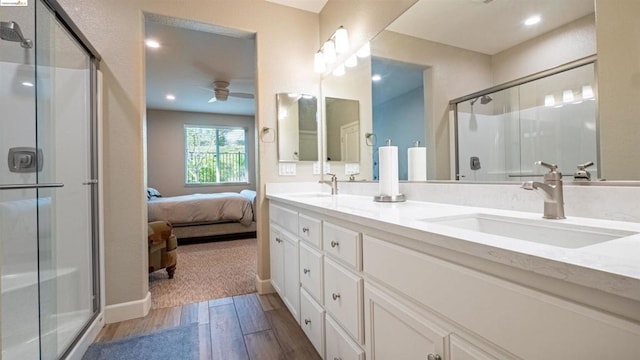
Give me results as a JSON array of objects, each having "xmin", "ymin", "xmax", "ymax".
[{"xmin": 207, "ymin": 80, "xmax": 254, "ymax": 103}]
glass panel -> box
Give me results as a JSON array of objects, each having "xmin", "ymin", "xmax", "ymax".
[
  {"xmin": 0, "ymin": 4, "xmax": 40, "ymax": 360},
  {"xmin": 35, "ymin": 1, "xmax": 94, "ymax": 358}
]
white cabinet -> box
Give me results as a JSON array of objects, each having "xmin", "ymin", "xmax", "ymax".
[
  {"xmin": 300, "ymin": 288, "xmax": 325, "ymax": 358},
  {"xmin": 326, "ymin": 314, "xmax": 365, "ymax": 360},
  {"xmin": 364, "ymin": 283, "xmax": 447, "ymax": 360},
  {"xmin": 450, "ymin": 334, "xmax": 507, "ymax": 360},
  {"xmin": 269, "ymin": 223, "xmax": 300, "ymax": 323},
  {"xmin": 324, "ymin": 257, "xmax": 364, "ymax": 343},
  {"xmin": 299, "ymin": 241, "xmax": 323, "ymax": 303},
  {"xmin": 299, "ymin": 213, "xmax": 322, "ymax": 248},
  {"xmin": 323, "ymin": 221, "xmax": 361, "ymax": 270}
]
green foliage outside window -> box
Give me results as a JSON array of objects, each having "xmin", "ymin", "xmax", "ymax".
[{"xmin": 185, "ymin": 126, "xmax": 247, "ymax": 184}]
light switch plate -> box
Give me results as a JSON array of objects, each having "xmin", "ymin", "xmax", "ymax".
[
  {"xmin": 279, "ymin": 162, "xmax": 297, "ymax": 176},
  {"xmin": 313, "ymin": 162, "xmax": 321, "ymax": 175},
  {"xmin": 323, "ymin": 162, "xmax": 330, "ymax": 174},
  {"xmin": 345, "ymin": 163, "xmax": 360, "ymax": 175}
]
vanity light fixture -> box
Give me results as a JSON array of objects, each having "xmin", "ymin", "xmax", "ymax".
[
  {"xmin": 562, "ymin": 89, "xmax": 574, "ymax": 103},
  {"xmin": 524, "ymin": 15, "xmax": 541, "ymax": 26},
  {"xmin": 582, "ymin": 85, "xmax": 594, "ymax": 100},
  {"xmin": 372, "ymin": 74, "xmax": 382, "ymax": 82},
  {"xmin": 332, "ymin": 64, "xmax": 345, "ymax": 77},
  {"xmin": 345, "ymin": 54, "xmax": 358, "ymax": 68},
  {"xmin": 544, "ymin": 94, "xmax": 555, "ymax": 107},
  {"xmin": 145, "ymin": 39, "xmax": 160, "ymax": 48},
  {"xmin": 314, "ymin": 26, "xmax": 350, "ymax": 73},
  {"xmin": 165, "ymin": 94, "xmax": 175, "ymax": 101}
]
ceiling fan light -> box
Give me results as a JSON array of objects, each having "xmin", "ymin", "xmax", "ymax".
[{"xmin": 334, "ymin": 26, "xmax": 349, "ymax": 54}]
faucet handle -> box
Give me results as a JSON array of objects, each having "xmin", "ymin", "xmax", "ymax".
[
  {"xmin": 535, "ymin": 161, "xmax": 558, "ymax": 171},
  {"xmin": 325, "ymin": 172, "xmax": 337, "ymax": 180},
  {"xmin": 348, "ymin": 173, "xmax": 360, "ymax": 181},
  {"xmin": 577, "ymin": 161, "xmax": 594, "ymax": 170}
]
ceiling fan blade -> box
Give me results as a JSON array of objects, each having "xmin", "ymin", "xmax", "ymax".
[{"xmin": 229, "ymin": 92, "xmax": 254, "ymax": 99}]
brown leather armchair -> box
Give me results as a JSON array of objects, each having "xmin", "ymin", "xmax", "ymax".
[{"xmin": 148, "ymin": 221, "xmax": 177, "ymax": 278}]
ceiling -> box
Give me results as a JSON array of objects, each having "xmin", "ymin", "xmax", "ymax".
[
  {"xmin": 265, "ymin": 0, "xmax": 328, "ymax": 13},
  {"xmin": 372, "ymin": 57, "xmax": 426, "ymax": 106},
  {"xmin": 145, "ymin": 17, "xmax": 256, "ymax": 116},
  {"xmin": 388, "ymin": 0, "xmax": 595, "ymax": 55}
]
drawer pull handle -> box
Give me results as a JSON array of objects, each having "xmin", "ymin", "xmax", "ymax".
[
  {"xmin": 427, "ymin": 354, "xmax": 442, "ymax": 360},
  {"xmin": 304, "ymin": 319, "xmax": 311, "ymax": 325},
  {"xmin": 330, "ymin": 240, "xmax": 339, "ymax": 248},
  {"xmin": 276, "ymin": 238, "xmax": 283, "ymax": 243},
  {"xmin": 302, "ymin": 227, "xmax": 309, "ymax": 233},
  {"xmin": 303, "ymin": 268, "xmax": 310, "ymax": 274},
  {"xmin": 332, "ymin": 293, "xmax": 341, "ymax": 301}
]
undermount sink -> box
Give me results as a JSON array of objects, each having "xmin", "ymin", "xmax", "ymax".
[
  {"xmin": 285, "ymin": 193, "xmax": 333, "ymax": 198},
  {"xmin": 422, "ymin": 213, "xmax": 636, "ymax": 248}
]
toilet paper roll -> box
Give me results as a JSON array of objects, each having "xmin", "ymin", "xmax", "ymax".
[
  {"xmin": 379, "ymin": 145, "xmax": 399, "ymax": 196},
  {"xmin": 408, "ymin": 147, "xmax": 427, "ymax": 181}
]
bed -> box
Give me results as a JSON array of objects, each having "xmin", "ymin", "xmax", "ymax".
[{"xmin": 147, "ymin": 189, "xmax": 256, "ymax": 240}]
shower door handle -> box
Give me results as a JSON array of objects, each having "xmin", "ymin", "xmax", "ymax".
[{"xmin": 0, "ymin": 183, "xmax": 64, "ymax": 190}]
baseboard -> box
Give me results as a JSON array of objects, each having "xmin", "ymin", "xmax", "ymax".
[
  {"xmin": 255, "ymin": 274, "xmax": 275, "ymax": 294},
  {"xmin": 104, "ymin": 291, "xmax": 151, "ymax": 324},
  {"xmin": 65, "ymin": 312, "xmax": 105, "ymax": 360}
]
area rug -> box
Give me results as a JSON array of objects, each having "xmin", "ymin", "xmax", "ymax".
[
  {"xmin": 149, "ymin": 238, "xmax": 257, "ymax": 309},
  {"xmin": 83, "ymin": 324, "xmax": 198, "ymax": 360}
]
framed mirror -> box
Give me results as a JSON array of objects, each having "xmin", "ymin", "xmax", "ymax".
[
  {"xmin": 325, "ymin": 97, "xmax": 360, "ymax": 162},
  {"xmin": 276, "ymin": 93, "xmax": 318, "ymax": 162}
]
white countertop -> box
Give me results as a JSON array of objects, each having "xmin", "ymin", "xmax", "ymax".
[{"xmin": 267, "ymin": 191, "xmax": 640, "ymax": 303}]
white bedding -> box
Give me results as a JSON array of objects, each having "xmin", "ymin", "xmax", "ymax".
[{"xmin": 147, "ymin": 192, "xmax": 254, "ymax": 226}]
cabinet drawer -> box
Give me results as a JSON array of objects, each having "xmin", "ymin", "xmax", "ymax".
[
  {"xmin": 323, "ymin": 222, "xmax": 361, "ymax": 270},
  {"xmin": 270, "ymin": 203, "xmax": 298, "ymax": 234},
  {"xmin": 324, "ymin": 257, "xmax": 363, "ymax": 343},
  {"xmin": 450, "ymin": 333, "xmax": 514, "ymax": 360},
  {"xmin": 326, "ymin": 314, "xmax": 365, "ymax": 360},
  {"xmin": 300, "ymin": 288, "xmax": 325, "ymax": 358},
  {"xmin": 299, "ymin": 242, "xmax": 323, "ymax": 303},
  {"xmin": 299, "ymin": 213, "xmax": 322, "ymax": 248}
]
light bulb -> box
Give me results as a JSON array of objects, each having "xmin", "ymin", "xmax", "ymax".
[
  {"xmin": 345, "ymin": 54, "xmax": 358, "ymax": 68},
  {"xmin": 323, "ymin": 41, "xmax": 336, "ymax": 64},
  {"xmin": 145, "ymin": 39, "xmax": 160, "ymax": 48},
  {"xmin": 582, "ymin": 85, "xmax": 594, "ymax": 100},
  {"xmin": 166, "ymin": 94, "xmax": 175, "ymax": 101},
  {"xmin": 332, "ymin": 64, "xmax": 345, "ymax": 77},
  {"xmin": 314, "ymin": 52, "xmax": 326, "ymax": 73},
  {"xmin": 524, "ymin": 15, "xmax": 541, "ymax": 26},
  {"xmin": 334, "ymin": 26, "xmax": 349, "ymax": 53},
  {"xmin": 357, "ymin": 42, "xmax": 370, "ymax": 58},
  {"xmin": 544, "ymin": 95, "xmax": 555, "ymax": 107},
  {"xmin": 372, "ymin": 74, "xmax": 382, "ymax": 82}
]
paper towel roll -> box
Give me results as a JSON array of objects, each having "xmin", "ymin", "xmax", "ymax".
[
  {"xmin": 379, "ymin": 145, "xmax": 399, "ymax": 196},
  {"xmin": 408, "ymin": 147, "xmax": 427, "ymax": 181}
]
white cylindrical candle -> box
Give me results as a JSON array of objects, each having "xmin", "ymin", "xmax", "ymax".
[
  {"xmin": 378, "ymin": 145, "xmax": 399, "ymax": 196},
  {"xmin": 408, "ymin": 147, "xmax": 427, "ymax": 181}
]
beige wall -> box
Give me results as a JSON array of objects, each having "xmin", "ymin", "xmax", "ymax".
[
  {"xmin": 57, "ymin": 0, "xmax": 320, "ymax": 309},
  {"xmin": 596, "ymin": 0, "xmax": 640, "ymax": 180},
  {"xmin": 147, "ymin": 109, "xmax": 256, "ymax": 196},
  {"xmin": 492, "ymin": 14, "xmax": 596, "ymax": 85}
]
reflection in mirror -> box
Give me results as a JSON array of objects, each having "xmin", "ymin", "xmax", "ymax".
[
  {"xmin": 454, "ymin": 60, "xmax": 597, "ymax": 182},
  {"xmin": 325, "ymin": 97, "xmax": 360, "ymax": 162},
  {"xmin": 276, "ymin": 93, "xmax": 318, "ymax": 162},
  {"xmin": 372, "ymin": 57, "xmax": 426, "ymax": 180},
  {"xmin": 364, "ymin": 0, "xmax": 596, "ymax": 181}
]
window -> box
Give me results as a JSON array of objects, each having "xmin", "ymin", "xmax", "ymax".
[{"xmin": 184, "ymin": 126, "xmax": 248, "ymax": 184}]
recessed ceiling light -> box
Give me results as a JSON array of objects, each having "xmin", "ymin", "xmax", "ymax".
[
  {"xmin": 21, "ymin": 81, "xmax": 34, "ymax": 87},
  {"xmin": 524, "ymin": 15, "xmax": 541, "ymax": 26},
  {"xmin": 372, "ymin": 74, "xmax": 382, "ymax": 82},
  {"xmin": 145, "ymin": 39, "xmax": 160, "ymax": 48},
  {"xmin": 166, "ymin": 94, "xmax": 175, "ymax": 101}
]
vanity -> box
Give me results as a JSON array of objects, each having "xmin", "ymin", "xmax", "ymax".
[{"xmin": 266, "ymin": 189, "xmax": 640, "ymax": 360}]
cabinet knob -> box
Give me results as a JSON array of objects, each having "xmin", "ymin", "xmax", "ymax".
[
  {"xmin": 303, "ymin": 268, "xmax": 310, "ymax": 274},
  {"xmin": 276, "ymin": 238, "xmax": 283, "ymax": 243},
  {"xmin": 304, "ymin": 319, "xmax": 311, "ymax": 325},
  {"xmin": 427, "ymin": 354, "xmax": 442, "ymax": 360},
  {"xmin": 330, "ymin": 240, "xmax": 339, "ymax": 248},
  {"xmin": 332, "ymin": 293, "xmax": 341, "ymax": 301},
  {"xmin": 302, "ymin": 226, "xmax": 309, "ymax": 233}
]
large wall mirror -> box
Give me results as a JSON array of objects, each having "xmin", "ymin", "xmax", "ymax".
[
  {"xmin": 277, "ymin": 93, "xmax": 318, "ymax": 162},
  {"xmin": 320, "ymin": 0, "xmax": 640, "ymax": 181}
]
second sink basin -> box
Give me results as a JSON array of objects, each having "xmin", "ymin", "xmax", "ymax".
[{"xmin": 421, "ymin": 213, "xmax": 636, "ymax": 248}]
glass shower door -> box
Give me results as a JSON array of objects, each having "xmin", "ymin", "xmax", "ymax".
[{"xmin": 35, "ymin": 1, "xmax": 98, "ymax": 359}]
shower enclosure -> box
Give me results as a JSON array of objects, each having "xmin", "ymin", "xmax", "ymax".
[
  {"xmin": 452, "ymin": 58, "xmax": 598, "ymax": 182},
  {"xmin": 1, "ymin": 1, "xmax": 100, "ymax": 359}
]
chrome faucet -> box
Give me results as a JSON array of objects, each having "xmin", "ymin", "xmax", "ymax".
[
  {"xmin": 573, "ymin": 161, "xmax": 594, "ymax": 181},
  {"xmin": 521, "ymin": 161, "xmax": 566, "ymax": 219},
  {"xmin": 319, "ymin": 173, "xmax": 338, "ymax": 195}
]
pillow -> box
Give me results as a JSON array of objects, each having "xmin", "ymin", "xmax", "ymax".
[{"xmin": 147, "ymin": 187, "xmax": 162, "ymax": 200}]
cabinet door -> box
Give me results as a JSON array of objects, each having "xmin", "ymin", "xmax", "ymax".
[
  {"xmin": 300, "ymin": 288, "xmax": 325, "ymax": 358},
  {"xmin": 283, "ymin": 233, "xmax": 300, "ymax": 323},
  {"xmin": 364, "ymin": 283, "xmax": 447, "ymax": 360},
  {"xmin": 324, "ymin": 257, "xmax": 364, "ymax": 343},
  {"xmin": 450, "ymin": 333, "xmax": 515, "ymax": 360},
  {"xmin": 299, "ymin": 241, "xmax": 323, "ymax": 303},
  {"xmin": 326, "ymin": 314, "xmax": 365, "ymax": 360},
  {"xmin": 270, "ymin": 225, "xmax": 284, "ymax": 296}
]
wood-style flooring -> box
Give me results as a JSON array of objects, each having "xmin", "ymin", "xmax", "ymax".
[{"xmin": 96, "ymin": 293, "xmax": 321, "ymax": 360}]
